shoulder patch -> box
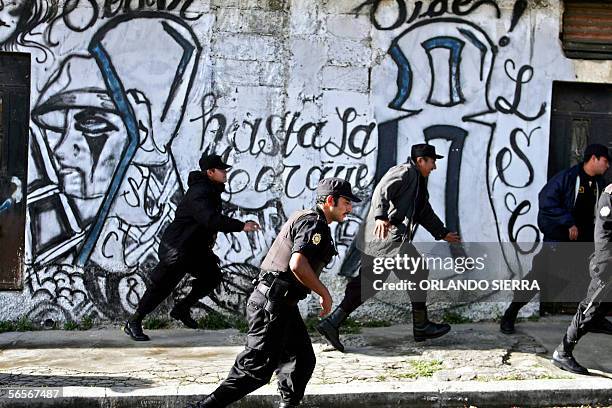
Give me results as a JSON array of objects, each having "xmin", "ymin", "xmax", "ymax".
[
  {"xmin": 605, "ymin": 184, "xmax": 612, "ymax": 194},
  {"xmin": 601, "ymin": 206, "xmax": 611, "ymax": 217},
  {"xmin": 312, "ymin": 233, "xmax": 322, "ymax": 245}
]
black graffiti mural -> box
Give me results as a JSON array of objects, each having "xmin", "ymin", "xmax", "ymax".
[
  {"xmin": 354, "ymin": 0, "xmax": 501, "ymax": 31},
  {"xmin": 0, "ymin": 0, "xmax": 59, "ymax": 61},
  {"xmin": 193, "ymin": 93, "xmax": 376, "ymax": 203}
]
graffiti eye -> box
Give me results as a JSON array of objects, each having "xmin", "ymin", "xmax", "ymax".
[{"xmin": 74, "ymin": 111, "xmax": 119, "ymax": 135}]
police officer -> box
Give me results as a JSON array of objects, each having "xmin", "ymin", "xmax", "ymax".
[
  {"xmin": 552, "ymin": 184, "xmax": 612, "ymax": 375},
  {"xmin": 190, "ymin": 178, "xmax": 360, "ymax": 408},
  {"xmin": 124, "ymin": 154, "xmax": 260, "ymax": 341},
  {"xmin": 501, "ymin": 144, "xmax": 611, "ymax": 334},
  {"xmin": 317, "ymin": 144, "xmax": 460, "ymax": 352}
]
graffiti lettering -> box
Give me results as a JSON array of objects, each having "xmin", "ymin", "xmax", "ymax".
[
  {"xmin": 354, "ymin": 0, "xmax": 501, "ymax": 31},
  {"xmin": 495, "ymin": 60, "xmax": 547, "ymax": 121},
  {"xmin": 494, "ymin": 127, "xmax": 538, "ymax": 190},
  {"xmin": 57, "ymin": 0, "xmax": 202, "ymax": 34}
]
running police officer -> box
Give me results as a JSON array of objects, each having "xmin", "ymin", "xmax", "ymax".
[
  {"xmin": 124, "ymin": 154, "xmax": 260, "ymax": 341},
  {"xmin": 190, "ymin": 177, "xmax": 360, "ymax": 408},
  {"xmin": 552, "ymin": 183, "xmax": 612, "ymax": 375},
  {"xmin": 317, "ymin": 143, "xmax": 460, "ymax": 352}
]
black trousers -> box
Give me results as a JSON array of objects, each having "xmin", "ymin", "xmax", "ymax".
[
  {"xmin": 339, "ymin": 243, "xmax": 429, "ymax": 314},
  {"xmin": 566, "ymin": 275, "xmax": 612, "ymax": 344},
  {"xmin": 211, "ymin": 288, "xmax": 315, "ymax": 406},
  {"xmin": 136, "ymin": 253, "xmax": 222, "ymax": 317}
]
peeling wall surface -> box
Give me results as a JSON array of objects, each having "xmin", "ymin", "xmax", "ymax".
[{"xmin": 0, "ymin": 0, "xmax": 595, "ymax": 323}]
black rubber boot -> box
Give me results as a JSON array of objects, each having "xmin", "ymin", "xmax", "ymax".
[
  {"xmin": 316, "ymin": 307, "xmax": 349, "ymax": 352},
  {"xmin": 552, "ymin": 335, "xmax": 589, "ymax": 375},
  {"xmin": 123, "ymin": 318, "xmax": 150, "ymax": 341},
  {"xmin": 170, "ymin": 303, "xmax": 198, "ymax": 329},
  {"xmin": 500, "ymin": 302, "xmax": 524, "ymax": 335},
  {"xmin": 590, "ymin": 317, "xmax": 612, "ymax": 335},
  {"xmin": 412, "ymin": 309, "xmax": 451, "ymax": 342}
]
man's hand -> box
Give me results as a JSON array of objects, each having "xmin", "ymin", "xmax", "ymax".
[
  {"xmin": 374, "ymin": 219, "xmax": 391, "ymax": 239},
  {"xmin": 319, "ymin": 290, "xmax": 333, "ymax": 317},
  {"xmin": 569, "ymin": 225, "xmax": 578, "ymax": 241},
  {"xmin": 243, "ymin": 221, "xmax": 261, "ymax": 232},
  {"xmin": 443, "ymin": 232, "xmax": 461, "ymax": 243}
]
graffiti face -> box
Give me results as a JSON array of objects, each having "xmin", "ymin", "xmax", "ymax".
[
  {"xmin": 53, "ymin": 108, "xmax": 127, "ymax": 201},
  {"xmin": 0, "ymin": 0, "xmax": 24, "ymax": 44}
]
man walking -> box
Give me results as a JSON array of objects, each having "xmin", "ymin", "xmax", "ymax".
[
  {"xmin": 317, "ymin": 144, "xmax": 460, "ymax": 352},
  {"xmin": 124, "ymin": 154, "xmax": 260, "ymax": 341},
  {"xmin": 191, "ymin": 178, "xmax": 360, "ymax": 407},
  {"xmin": 500, "ymin": 144, "xmax": 611, "ymax": 334},
  {"xmin": 552, "ymin": 183, "xmax": 612, "ymax": 374}
]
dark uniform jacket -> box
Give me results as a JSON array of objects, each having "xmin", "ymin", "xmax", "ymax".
[
  {"xmin": 538, "ymin": 164, "xmax": 604, "ymax": 242},
  {"xmin": 260, "ymin": 207, "xmax": 337, "ymax": 298},
  {"xmin": 363, "ymin": 160, "xmax": 448, "ymax": 255},
  {"xmin": 158, "ymin": 171, "xmax": 244, "ymax": 263},
  {"xmin": 590, "ymin": 184, "xmax": 612, "ymax": 283}
]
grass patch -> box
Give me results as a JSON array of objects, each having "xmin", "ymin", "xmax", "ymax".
[
  {"xmin": 442, "ymin": 311, "xmax": 472, "ymax": 324},
  {"xmin": 197, "ymin": 310, "xmax": 233, "ymax": 330},
  {"xmin": 304, "ymin": 316, "xmax": 392, "ymax": 335},
  {"xmin": 0, "ymin": 321, "xmax": 16, "ymax": 333},
  {"xmin": 143, "ymin": 316, "xmax": 171, "ymax": 330},
  {"xmin": 390, "ymin": 359, "xmax": 444, "ymax": 380},
  {"xmin": 14, "ymin": 317, "xmax": 36, "ymax": 332},
  {"xmin": 360, "ymin": 319, "xmax": 392, "ymax": 328},
  {"xmin": 409, "ymin": 359, "xmax": 443, "ymax": 377},
  {"xmin": 63, "ymin": 321, "xmax": 79, "ymax": 331},
  {"xmin": 79, "ymin": 315, "xmax": 94, "ymax": 330}
]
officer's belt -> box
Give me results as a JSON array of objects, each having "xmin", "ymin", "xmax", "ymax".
[{"xmin": 256, "ymin": 271, "xmax": 299, "ymax": 306}]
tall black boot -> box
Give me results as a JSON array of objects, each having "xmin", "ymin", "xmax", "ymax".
[
  {"xmin": 124, "ymin": 312, "xmax": 150, "ymax": 341},
  {"xmin": 412, "ymin": 308, "xmax": 450, "ymax": 342},
  {"xmin": 171, "ymin": 290, "xmax": 204, "ymax": 329},
  {"xmin": 500, "ymin": 302, "xmax": 526, "ymax": 335},
  {"xmin": 552, "ymin": 335, "xmax": 589, "ymax": 375},
  {"xmin": 316, "ymin": 307, "xmax": 349, "ymax": 352}
]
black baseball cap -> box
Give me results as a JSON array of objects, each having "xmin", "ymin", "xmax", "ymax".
[
  {"xmin": 583, "ymin": 144, "xmax": 610, "ymax": 162},
  {"xmin": 411, "ymin": 143, "xmax": 444, "ymax": 160},
  {"xmin": 316, "ymin": 177, "xmax": 362, "ymax": 203},
  {"xmin": 199, "ymin": 154, "xmax": 232, "ymax": 171}
]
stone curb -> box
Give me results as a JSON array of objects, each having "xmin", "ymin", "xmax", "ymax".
[{"xmin": 1, "ymin": 378, "xmax": 611, "ymax": 407}]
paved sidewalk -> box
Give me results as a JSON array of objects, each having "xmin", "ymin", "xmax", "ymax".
[{"xmin": 0, "ymin": 316, "xmax": 610, "ymax": 407}]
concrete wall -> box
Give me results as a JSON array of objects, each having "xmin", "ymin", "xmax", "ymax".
[{"xmin": 0, "ymin": 0, "xmax": 597, "ymax": 324}]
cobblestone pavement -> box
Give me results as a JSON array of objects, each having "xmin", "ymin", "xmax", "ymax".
[{"xmin": 0, "ymin": 318, "xmax": 609, "ymax": 392}]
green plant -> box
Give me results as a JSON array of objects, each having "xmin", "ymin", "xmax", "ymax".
[
  {"xmin": 442, "ymin": 311, "xmax": 472, "ymax": 324},
  {"xmin": 360, "ymin": 319, "xmax": 392, "ymax": 328},
  {"xmin": 408, "ymin": 359, "xmax": 443, "ymax": 377},
  {"xmin": 230, "ymin": 316, "xmax": 249, "ymax": 333},
  {"xmin": 143, "ymin": 316, "xmax": 171, "ymax": 330},
  {"xmin": 79, "ymin": 315, "xmax": 94, "ymax": 330},
  {"xmin": 0, "ymin": 321, "xmax": 15, "ymax": 333},
  {"xmin": 340, "ymin": 318, "xmax": 362, "ymax": 334},
  {"xmin": 197, "ymin": 310, "xmax": 233, "ymax": 330},
  {"xmin": 14, "ymin": 317, "xmax": 36, "ymax": 332},
  {"xmin": 63, "ymin": 321, "xmax": 79, "ymax": 331}
]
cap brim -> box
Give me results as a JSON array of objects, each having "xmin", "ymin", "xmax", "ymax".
[
  {"xmin": 341, "ymin": 193, "xmax": 362, "ymax": 203},
  {"xmin": 435, "ymin": 154, "xmax": 444, "ymax": 159}
]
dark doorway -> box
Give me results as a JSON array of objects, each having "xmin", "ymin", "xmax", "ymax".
[
  {"xmin": 544, "ymin": 80, "xmax": 612, "ymax": 314},
  {"xmin": 0, "ymin": 53, "xmax": 30, "ymax": 290}
]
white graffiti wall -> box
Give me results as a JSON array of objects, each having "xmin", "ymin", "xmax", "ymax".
[{"xmin": 0, "ymin": 0, "xmax": 592, "ymax": 322}]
